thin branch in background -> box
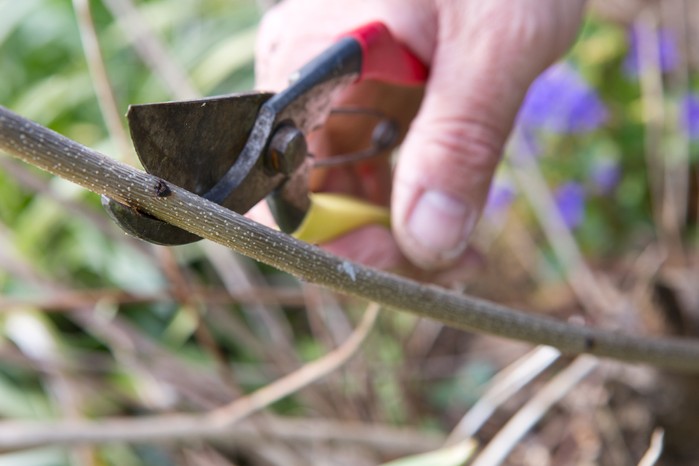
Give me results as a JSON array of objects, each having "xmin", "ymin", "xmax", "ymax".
[
  {"xmin": 636, "ymin": 8, "xmax": 686, "ymax": 263},
  {"xmin": 637, "ymin": 11, "xmax": 666, "ymax": 228},
  {"xmin": 202, "ymin": 243, "xmax": 300, "ymax": 368},
  {"xmin": 72, "ymin": 310, "xmax": 241, "ymax": 409},
  {"xmin": 190, "ymin": 300, "xmax": 243, "ymax": 393},
  {"xmin": 302, "ymin": 284, "xmax": 369, "ymax": 420},
  {"xmin": 507, "ymin": 158, "xmax": 621, "ymax": 316},
  {"xmin": 691, "ymin": 1, "xmax": 699, "ymax": 227},
  {"xmin": 16, "ymin": 246, "xmax": 240, "ymax": 413},
  {"xmin": 72, "ymin": 0, "xmax": 133, "ymax": 163},
  {"xmin": 206, "ymin": 302, "xmax": 379, "ymax": 427},
  {"xmin": 445, "ymin": 345, "xmax": 561, "ymax": 444},
  {"xmin": 6, "ymin": 312, "xmax": 98, "ymax": 466},
  {"xmin": 0, "ymin": 286, "xmax": 306, "ymax": 312},
  {"xmin": 74, "ymin": 0, "xmax": 216, "ymax": 381},
  {"xmin": 595, "ymin": 400, "xmax": 637, "ymax": 466},
  {"xmin": 661, "ymin": 0, "xmax": 692, "ymax": 258},
  {"xmin": 0, "ymin": 224, "xmax": 242, "ymax": 413},
  {"xmin": 180, "ymin": 446, "xmax": 233, "ymax": 466},
  {"xmin": 101, "ymin": 0, "xmax": 199, "ymax": 100},
  {"xmin": 492, "ymin": 214, "xmax": 563, "ymax": 292},
  {"xmin": 304, "ymin": 284, "xmax": 352, "ymax": 348},
  {"xmin": 638, "ymin": 428, "xmax": 665, "ymax": 466},
  {"xmin": 153, "ymin": 246, "xmax": 243, "ymax": 394},
  {"xmin": 201, "ymin": 242, "xmax": 319, "ymax": 410},
  {"xmin": 0, "ymin": 302, "xmax": 380, "ymax": 450},
  {"xmin": 0, "ymin": 415, "xmax": 443, "ymax": 456},
  {"xmin": 470, "ymin": 356, "xmax": 598, "ymax": 466},
  {"xmin": 0, "ymin": 240, "xmax": 102, "ymax": 464}
]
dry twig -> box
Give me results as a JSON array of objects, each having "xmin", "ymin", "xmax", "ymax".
[
  {"xmin": 72, "ymin": 0, "xmax": 133, "ymax": 162},
  {"xmin": 470, "ymin": 356, "xmax": 598, "ymax": 466},
  {"xmin": 638, "ymin": 428, "xmax": 665, "ymax": 466},
  {"xmin": 445, "ymin": 345, "xmax": 561, "ymax": 444},
  {"xmin": 2, "ymin": 107, "xmax": 699, "ymax": 373},
  {"xmin": 101, "ymin": 0, "xmax": 199, "ymax": 99},
  {"xmin": 0, "ymin": 302, "xmax": 380, "ymax": 450}
]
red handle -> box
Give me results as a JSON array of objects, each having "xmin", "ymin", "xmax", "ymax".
[{"xmin": 342, "ymin": 22, "xmax": 428, "ymax": 86}]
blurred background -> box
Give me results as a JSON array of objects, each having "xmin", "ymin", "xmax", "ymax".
[{"xmin": 1, "ymin": 0, "xmax": 699, "ymax": 465}]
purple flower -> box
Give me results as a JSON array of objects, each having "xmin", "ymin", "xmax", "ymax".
[
  {"xmin": 623, "ymin": 25, "xmax": 679, "ymax": 76},
  {"xmin": 517, "ymin": 63, "xmax": 608, "ymax": 134},
  {"xmin": 589, "ymin": 157, "xmax": 621, "ymax": 194},
  {"xmin": 681, "ymin": 93, "xmax": 699, "ymax": 140},
  {"xmin": 555, "ymin": 182, "xmax": 586, "ymax": 229}
]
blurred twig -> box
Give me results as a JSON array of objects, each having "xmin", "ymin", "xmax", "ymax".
[
  {"xmin": 508, "ymin": 156, "xmax": 621, "ymax": 315},
  {"xmin": 207, "ymin": 302, "xmax": 379, "ymax": 426},
  {"xmin": 72, "ymin": 0, "xmax": 133, "ymax": 162},
  {"xmin": 0, "ymin": 415, "xmax": 443, "ymax": 456},
  {"xmin": 470, "ymin": 356, "xmax": 598, "ymax": 466},
  {"xmin": 661, "ymin": 0, "xmax": 692, "ymax": 267},
  {"xmin": 203, "ymin": 243, "xmax": 299, "ymax": 366},
  {"xmin": 0, "ymin": 302, "xmax": 380, "ymax": 450},
  {"xmin": 638, "ymin": 428, "xmax": 665, "ymax": 466},
  {"xmin": 0, "ymin": 287, "xmax": 305, "ymax": 311},
  {"xmin": 101, "ymin": 0, "xmax": 199, "ymax": 100},
  {"xmin": 154, "ymin": 246, "xmax": 244, "ymax": 394},
  {"xmin": 636, "ymin": 8, "xmax": 686, "ymax": 263},
  {"xmin": 4, "ymin": 108, "xmax": 699, "ymax": 372},
  {"xmin": 445, "ymin": 346, "xmax": 561, "ymax": 444}
]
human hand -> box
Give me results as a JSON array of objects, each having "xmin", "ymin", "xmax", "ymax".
[{"xmin": 252, "ymin": 0, "xmax": 586, "ymax": 278}]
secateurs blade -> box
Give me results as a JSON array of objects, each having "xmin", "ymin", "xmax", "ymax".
[{"xmin": 103, "ymin": 22, "xmax": 427, "ymax": 246}]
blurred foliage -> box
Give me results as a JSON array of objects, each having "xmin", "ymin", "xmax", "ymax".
[{"xmin": 1, "ymin": 1, "xmax": 699, "ymax": 465}]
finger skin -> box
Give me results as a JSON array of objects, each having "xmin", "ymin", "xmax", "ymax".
[
  {"xmin": 392, "ymin": 1, "xmax": 587, "ymax": 269},
  {"xmin": 253, "ymin": 0, "xmax": 587, "ymax": 273},
  {"xmin": 322, "ymin": 225, "xmax": 484, "ymax": 287}
]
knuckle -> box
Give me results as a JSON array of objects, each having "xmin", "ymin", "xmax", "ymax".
[
  {"xmin": 442, "ymin": 2, "xmax": 569, "ymax": 71},
  {"xmin": 441, "ymin": 117, "xmax": 503, "ymax": 172},
  {"xmin": 409, "ymin": 113, "xmax": 505, "ymax": 191}
]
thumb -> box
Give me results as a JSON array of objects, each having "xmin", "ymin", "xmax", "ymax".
[{"xmin": 392, "ymin": 1, "xmax": 585, "ymax": 269}]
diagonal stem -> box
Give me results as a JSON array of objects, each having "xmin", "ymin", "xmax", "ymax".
[
  {"xmin": 0, "ymin": 302, "xmax": 380, "ymax": 450},
  {"xmin": 72, "ymin": 0, "xmax": 133, "ymax": 162},
  {"xmin": 2, "ymin": 106, "xmax": 699, "ymax": 373}
]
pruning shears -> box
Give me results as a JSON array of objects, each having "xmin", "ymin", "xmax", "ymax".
[{"xmin": 103, "ymin": 22, "xmax": 427, "ymax": 245}]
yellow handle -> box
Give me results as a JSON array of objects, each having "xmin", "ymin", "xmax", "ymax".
[{"xmin": 292, "ymin": 193, "xmax": 390, "ymax": 244}]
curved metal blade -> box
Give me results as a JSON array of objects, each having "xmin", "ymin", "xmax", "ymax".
[
  {"xmin": 129, "ymin": 92, "xmax": 273, "ymax": 195},
  {"xmin": 104, "ymin": 92, "xmax": 275, "ymax": 245},
  {"xmin": 102, "ymin": 196, "xmax": 200, "ymax": 245}
]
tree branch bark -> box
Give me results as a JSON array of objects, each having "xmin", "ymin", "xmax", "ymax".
[{"xmin": 2, "ymin": 105, "xmax": 699, "ymax": 372}]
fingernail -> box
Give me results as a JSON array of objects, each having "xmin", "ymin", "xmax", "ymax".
[{"xmin": 407, "ymin": 190, "xmax": 476, "ymax": 262}]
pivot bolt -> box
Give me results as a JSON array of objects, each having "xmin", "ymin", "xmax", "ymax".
[{"xmin": 265, "ymin": 125, "xmax": 307, "ymax": 175}]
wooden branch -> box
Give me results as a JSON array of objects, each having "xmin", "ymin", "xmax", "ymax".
[
  {"xmin": 0, "ymin": 302, "xmax": 379, "ymax": 451},
  {"xmin": 2, "ymin": 105, "xmax": 699, "ymax": 372},
  {"xmin": 0, "ymin": 414, "xmax": 444, "ymax": 454}
]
